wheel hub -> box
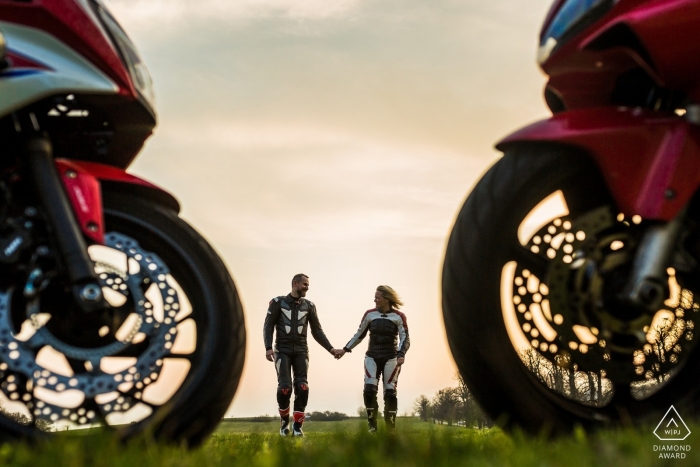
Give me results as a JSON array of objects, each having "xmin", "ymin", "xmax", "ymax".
[
  {"xmin": 559, "ymin": 208, "xmax": 648, "ymax": 349},
  {"xmin": 514, "ymin": 206, "xmax": 700, "ymax": 385},
  {"xmin": 0, "ymin": 232, "xmax": 180, "ymax": 425}
]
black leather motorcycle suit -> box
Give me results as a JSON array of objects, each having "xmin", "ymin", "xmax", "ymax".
[
  {"xmin": 343, "ymin": 308, "xmax": 410, "ymax": 360},
  {"xmin": 264, "ymin": 294, "xmax": 334, "ymax": 414},
  {"xmin": 342, "ymin": 308, "xmax": 410, "ymax": 429}
]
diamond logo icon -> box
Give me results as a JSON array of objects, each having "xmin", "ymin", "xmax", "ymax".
[{"xmin": 654, "ymin": 406, "xmax": 691, "ymax": 441}]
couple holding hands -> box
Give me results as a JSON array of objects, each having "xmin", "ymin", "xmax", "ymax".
[{"xmin": 263, "ymin": 274, "xmax": 410, "ymax": 437}]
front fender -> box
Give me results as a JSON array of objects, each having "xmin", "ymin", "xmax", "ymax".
[
  {"xmin": 69, "ymin": 161, "xmax": 180, "ymax": 213},
  {"xmin": 56, "ymin": 159, "xmax": 180, "ymax": 244},
  {"xmin": 496, "ymin": 107, "xmax": 700, "ymax": 221}
]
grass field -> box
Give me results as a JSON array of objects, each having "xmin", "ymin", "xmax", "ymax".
[{"xmin": 0, "ymin": 417, "xmax": 697, "ymax": 466}]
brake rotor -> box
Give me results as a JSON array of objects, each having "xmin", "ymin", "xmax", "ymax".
[
  {"xmin": 0, "ymin": 232, "xmax": 180, "ymax": 425},
  {"xmin": 513, "ymin": 206, "xmax": 700, "ymax": 385}
]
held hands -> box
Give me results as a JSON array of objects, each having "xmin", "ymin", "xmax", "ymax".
[
  {"xmin": 265, "ymin": 349, "xmax": 274, "ymax": 362},
  {"xmin": 330, "ymin": 350, "xmax": 401, "ymax": 363}
]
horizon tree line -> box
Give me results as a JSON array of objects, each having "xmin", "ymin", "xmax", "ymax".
[{"xmin": 413, "ymin": 372, "xmax": 491, "ymax": 428}]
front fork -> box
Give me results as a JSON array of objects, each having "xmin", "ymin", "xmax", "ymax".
[
  {"xmin": 621, "ymin": 211, "xmax": 689, "ymax": 313},
  {"xmin": 25, "ymin": 136, "xmax": 104, "ymax": 312}
]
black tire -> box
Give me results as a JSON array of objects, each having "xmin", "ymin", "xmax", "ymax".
[
  {"xmin": 102, "ymin": 191, "xmax": 246, "ymax": 446},
  {"xmin": 442, "ymin": 146, "xmax": 700, "ymax": 434},
  {"xmin": 0, "ymin": 191, "xmax": 245, "ymax": 446}
]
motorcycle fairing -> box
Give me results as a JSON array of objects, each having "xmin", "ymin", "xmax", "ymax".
[
  {"xmin": 581, "ymin": 0, "xmax": 700, "ymax": 97},
  {"xmin": 541, "ymin": 0, "xmax": 700, "ymax": 110},
  {"xmin": 57, "ymin": 160, "xmax": 181, "ymax": 245},
  {"xmin": 496, "ymin": 107, "xmax": 700, "ymax": 221},
  {"xmin": 0, "ymin": 20, "xmax": 118, "ymax": 117},
  {"xmin": 0, "ymin": 0, "xmax": 134, "ymax": 97}
]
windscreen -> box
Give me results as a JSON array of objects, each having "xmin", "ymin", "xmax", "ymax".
[
  {"xmin": 541, "ymin": 0, "xmax": 610, "ymax": 46},
  {"xmin": 93, "ymin": 0, "xmax": 155, "ymax": 108}
]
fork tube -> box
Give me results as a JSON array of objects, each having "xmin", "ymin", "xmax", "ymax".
[{"xmin": 25, "ymin": 136, "xmax": 98, "ymax": 285}]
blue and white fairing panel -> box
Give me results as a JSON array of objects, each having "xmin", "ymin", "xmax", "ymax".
[{"xmin": 0, "ymin": 21, "xmax": 118, "ymax": 117}]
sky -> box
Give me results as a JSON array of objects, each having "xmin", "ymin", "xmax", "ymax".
[{"xmin": 104, "ymin": 0, "xmax": 554, "ymax": 417}]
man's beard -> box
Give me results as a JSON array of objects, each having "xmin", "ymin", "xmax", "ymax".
[{"xmin": 299, "ymin": 289, "xmax": 307, "ymax": 297}]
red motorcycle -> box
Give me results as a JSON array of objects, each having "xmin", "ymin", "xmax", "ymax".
[
  {"xmin": 0, "ymin": 0, "xmax": 245, "ymax": 444},
  {"xmin": 443, "ymin": 0, "xmax": 700, "ymax": 432}
]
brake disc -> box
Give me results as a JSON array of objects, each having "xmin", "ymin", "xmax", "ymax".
[
  {"xmin": 0, "ymin": 232, "xmax": 180, "ymax": 425},
  {"xmin": 513, "ymin": 206, "xmax": 700, "ymax": 384}
]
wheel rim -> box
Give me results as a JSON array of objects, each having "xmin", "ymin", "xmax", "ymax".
[
  {"xmin": 502, "ymin": 189, "xmax": 700, "ymax": 410},
  {"xmin": 0, "ymin": 229, "xmax": 200, "ymax": 430}
]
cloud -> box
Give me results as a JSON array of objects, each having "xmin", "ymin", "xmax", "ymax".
[
  {"xmin": 103, "ymin": 0, "xmax": 360, "ymax": 27},
  {"xmin": 112, "ymin": 0, "xmax": 552, "ymax": 162},
  {"xmin": 155, "ymin": 121, "xmax": 356, "ymax": 150},
  {"xmin": 133, "ymin": 120, "xmax": 482, "ymax": 250}
]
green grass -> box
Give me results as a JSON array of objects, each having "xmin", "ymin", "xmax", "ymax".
[
  {"xmin": 216, "ymin": 417, "xmax": 369, "ymax": 434},
  {"xmin": 0, "ymin": 417, "xmax": 697, "ymax": 466}
]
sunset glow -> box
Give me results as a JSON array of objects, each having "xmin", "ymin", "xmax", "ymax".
[{"xmin": 105, "ymin": 0, "xmax": 554, "ymax": 417}]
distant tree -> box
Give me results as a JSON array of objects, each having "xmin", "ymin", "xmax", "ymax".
[
  {"xmin": 308, "ymin": 411, "xmax": 348, "ymax": 421},
  {"xmin": 431, "ymin": 388, "xmax": 459, "ymax": 425},
  {"xmin": 250, "ymin": 415, "xmax": 276, "ymax": 422},
  {"xmin": 520, "ymin": 348, "xmax": 612, "ymax": 406},
  {"xmin": 649, "ymin": 317, "xmax": 678, "ymax": 383},
  {"xmin": 35, "ymin": 418, "xmax": 52, "ymax": 432},
  {"xmin": 413, "ymin": 395, "xmax": 431, "ymax": 422},
  {"xmin": 357, "ymin": 406, "xmax": 367, "ymax": 418},
  {"xmin": 455, "ymin": 372, "xmax": 490, "ymax": 428},
  {"xmin": 0, "ymin": 404, "xmax": 52, "ymax": 431}
]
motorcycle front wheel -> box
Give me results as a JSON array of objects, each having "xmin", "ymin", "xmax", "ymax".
[
  {"xmin": 0, "ymin": 191, "xmax": 246, "ymax": 446},
  {"xmin": 442, "ymin": 146, "xmax": 700, "ymax": 433}
]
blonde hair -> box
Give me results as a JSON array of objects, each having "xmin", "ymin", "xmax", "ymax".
[{"xmin": 377, "ymin": 285, "xmax": 403, "ymax": 309}]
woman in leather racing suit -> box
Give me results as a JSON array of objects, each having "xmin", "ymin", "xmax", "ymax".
[{"xmin": 337, "ymin": 285, "xmax": 410, "ymax": 432}]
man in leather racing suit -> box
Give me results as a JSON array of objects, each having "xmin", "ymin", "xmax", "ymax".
[{"xmin": 264, "ymin": 273, "xmax": 339, "ymax": 437}]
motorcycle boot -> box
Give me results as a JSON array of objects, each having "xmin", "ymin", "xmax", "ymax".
[
  {"xmin": 363, "ymin": 384, "xmax": 380, "ymax": 433},
  {"xmin": 384, "ymin": 388, "xmax": 398, "ymax": 432},
  {"xmin": 292, "ymin": 411, "xmax": 305, "ymax": 437},
  {"xmin": 280, "ymin": 418, "xmax": 291, "ymax": 436},
  {"xmin": 292, "ymin": 424, "xmax": 304, "ymax": 437},
  {"xmin": 367, "ymin": 407, "xmax": 378, "ymax": 433},
  {"xmin": 384, "ymin": 410, "xmax": 397, "ymax": 432},
  {"xmin": 279, "ymin": 406, "xmax": 290, "ymax": 436}
]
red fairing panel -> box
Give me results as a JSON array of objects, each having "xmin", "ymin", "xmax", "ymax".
[
  {"xmin": 5, "ymin": 51, "xmax": 50, "ymax": 70},
  {"xmin": 496, "ymin": 107, "xmax": 700, "ymax": 221},
  {"xmin": 580, "ymin": 0, "xmax": 700, "ymax": 98},
  {"xmin": 56, "ymin": 160, "xmax": 176, "ymax": 244},
  {"xmin": 542, "ymin": 0, "xmax": 700, "ymax": 110},
  {"xmin": 55, "ymin": 159, "xmax": 105, "ymax": 244},
  {"xmin": 67, "ymin": 160, "xmax": 163, "ymax": 191}
]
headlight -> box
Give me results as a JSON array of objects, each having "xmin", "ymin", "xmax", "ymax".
[
  {"xmin": 93, "ymin": 1, "xmax": 156, "ymax": 108},
  {"xmin": 538, "ymin": 0, "xmax": 616, "ymax": 64}
]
